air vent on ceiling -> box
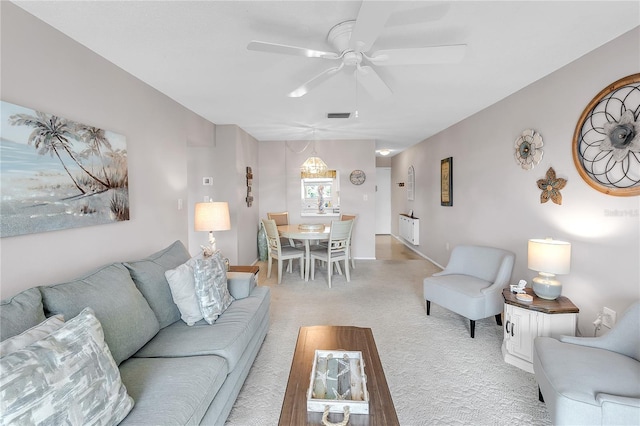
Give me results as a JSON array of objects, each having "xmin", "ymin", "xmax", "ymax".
[{"xmin": 327, "ymin": 112, "xmax": 351, "ymax": 119}]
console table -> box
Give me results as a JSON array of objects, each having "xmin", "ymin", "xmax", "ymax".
[{"xmin": 501, "ymin": 288, "xmax": 579, "ymax": 373}]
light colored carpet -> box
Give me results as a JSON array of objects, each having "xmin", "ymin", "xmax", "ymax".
[{"xmin": 226, "ymin": 259, "xmax": 551, "ymax": 425}]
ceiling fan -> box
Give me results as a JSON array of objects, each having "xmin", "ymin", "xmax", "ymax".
[{"xmin": 247, "ymin": 2, "xmax": 466, "ymax": 100}]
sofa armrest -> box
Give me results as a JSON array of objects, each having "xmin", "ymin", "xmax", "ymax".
[{"xmin": 226, "ymin": 272, "xmax": 257, "ymax": 300}]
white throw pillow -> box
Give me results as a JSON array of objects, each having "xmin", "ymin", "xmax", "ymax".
[
  {"xmin": 193, "ymin": 252, "xmax": 234, "ymax": 324},
  {"xmin": 0, "ymin": 315, "xmax": 64, "ymax": 357},
  {"xmin": 165, "ymin": 254, "xmax": 203, "ymax": 326},
  {"xmin": 0, "ymin": 308, "xmax": 134, "ymax": 425}
]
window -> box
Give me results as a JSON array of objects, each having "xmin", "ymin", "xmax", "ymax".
[{"xmin": 301, "ymin": 175, "xmax": 340, "ymax": 216}]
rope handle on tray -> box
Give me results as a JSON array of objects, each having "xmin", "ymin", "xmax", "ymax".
[{"xmin": 322, "ymin": 405, "xmax": 350, "ymax": 426}]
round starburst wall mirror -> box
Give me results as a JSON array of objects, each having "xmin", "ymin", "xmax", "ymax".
[{"xmin": 572, "ymin": 73, "xmax": 640, "ymax": 196}]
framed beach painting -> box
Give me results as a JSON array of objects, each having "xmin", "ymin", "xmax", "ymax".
[{"xmin": 0, "ymin": 101, "xmax": 129, "ymax": 238}]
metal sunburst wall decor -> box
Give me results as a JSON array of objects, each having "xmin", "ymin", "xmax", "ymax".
[
  {"xmin": 514, "ymin": 129, "xmax": 544, "ymax": 170},
  {"xmin": 572, "ymin": 73, "xmax": 640, "ymax": 196}
]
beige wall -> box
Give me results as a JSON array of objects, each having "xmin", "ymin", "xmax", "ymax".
[
  {"xmin": 0, "ymin": 3, "xmax": 218, "ymax": 297},
  {"xmin": 258, "ymin": 139, "xmax": 377, "ymax": 260},
  {"xmin": 187, "ymin": 125, "xmax": 260, "ymax": 266},
  {"xmin": 392, "ymin": 27, "xmax": 640, "ymax": 335}
]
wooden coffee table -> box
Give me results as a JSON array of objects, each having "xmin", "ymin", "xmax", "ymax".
[{"xmin": 279, "ymin": 326, "xmax": 399, "ymax": 426}]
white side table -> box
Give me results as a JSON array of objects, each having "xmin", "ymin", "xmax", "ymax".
[{"xmin": 501, "ymin": 288, "xmax": 579, "ymax": 373}]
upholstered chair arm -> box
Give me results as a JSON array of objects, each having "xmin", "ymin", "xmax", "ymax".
[
  {"xmin": 480, "ymin": 254, "xmax": 515, "ymax": 294},
  {"xmin": 597, "ymin": 393, "xmax": 640, "ymax": 425},
  {"xmin": 559, "ymin": 301, "xmax": 640, "ymax": 361},
  {"xmin": 597, "ymin": 394, "xmax": 640, "ymax": 408}
]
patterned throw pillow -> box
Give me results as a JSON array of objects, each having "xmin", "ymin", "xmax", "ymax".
[
  {"xmin": 165, "ymin": 255, "xmax": 204, "ymax": 326},
  {"xmin": 193, "ymin": 253, "xmax": 234, "ymax": 324},
  {"xmin": 0, "ymin": 308, "xmax": 134, "ymax": 425},
  {"xmin": 0, "ymin": 315, "xmax": 64, "ymax": 357}
]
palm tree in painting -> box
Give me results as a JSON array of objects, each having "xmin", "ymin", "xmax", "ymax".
[
  {"xmin": 9, "ymin": 112, "xmax": 86, "ymax": 194},
  {"xmin": 9, "ymin": 112, "xmax": 109, "ymax": 193},
  {"xmin": 76, "ymin": 125, "xmax": 113, "ymax": 187}
]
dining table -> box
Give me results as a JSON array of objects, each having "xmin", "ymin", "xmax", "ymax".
[{"xmin": 277, "ymin": 223, "xmax": 330, "ymax": 281}]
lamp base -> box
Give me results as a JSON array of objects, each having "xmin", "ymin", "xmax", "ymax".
[{"xmin": 532, "ymin": 275, "xmax": 562, "ymax": 300}]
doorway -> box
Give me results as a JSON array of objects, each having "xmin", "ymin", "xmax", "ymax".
[{"xmin": 375, "ymin": 167, "xmax": 391, "ymax": 234}]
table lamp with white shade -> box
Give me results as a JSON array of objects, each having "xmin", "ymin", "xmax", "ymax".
[
  {"xmin": 528, "ymin": 238, "xmax": 571, "ymax": 300},
  {"xmin": 194, "ymin": 201, "xmax": 230, "ymax": 255}
]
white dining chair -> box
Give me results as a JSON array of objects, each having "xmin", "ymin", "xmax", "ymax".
[
  {"xmin": 310, "ymin": 219, "xmax": 353, "ymax": 288},
  {"xmin": 262, "ymin": 218, "xmax": 305, "ymax": 284},
  {"xmin": 340, "ymin": 214, "xmax": 357, "ymax": 269},
  {"xmin": 267, "ymin": 211, "xmax": 299, "ymax": 249}
]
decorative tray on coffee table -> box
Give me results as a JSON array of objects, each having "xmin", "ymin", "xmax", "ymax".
[{"xmin": 307, "ymin": 350, "xmax": 369, "ymax": 415}]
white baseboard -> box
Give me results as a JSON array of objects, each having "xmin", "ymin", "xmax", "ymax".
[{"xmin": 390, "ymin": 234, "xmax": 444, "ymax": 269}]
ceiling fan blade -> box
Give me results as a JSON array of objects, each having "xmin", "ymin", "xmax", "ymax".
[
  {"xmin": 368, "ymin": 44, "xmax": 467, "ymax": 66},
  {"xmin": 247, "ymin": 40, "xmax": 340, "ymax": 59},
  {"xmin": 356, "ymin": 65, "xmax": 392, "ymax": 101},
  {"xmin": 349, "ymin": 1, "xmax": 396, "ymax": 52},
  {"xmin": 288, "ymin": 64, "xmax": 344, "ymax": 98},
  {"xmin": 385, "ymin": 3, "xmax": 451, "ymax": 27}
]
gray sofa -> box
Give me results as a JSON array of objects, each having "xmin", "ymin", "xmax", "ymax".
[
  {"xmin": 533, "ymin": 301, "xmax": 640, "ymax": 425},
  {"xmin": 0, "ymin": 240, "xmax": 270, "ymax": 425}
]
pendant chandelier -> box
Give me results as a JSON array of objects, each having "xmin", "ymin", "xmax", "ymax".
[{"xmin": 300, "ymin": 139, "xmax": 328, "ymax": 177}]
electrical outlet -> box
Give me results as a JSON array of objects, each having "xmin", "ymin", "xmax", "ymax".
[{"xmin": 602, "ymin": 307, "xmax": 616, "ymax": 329}]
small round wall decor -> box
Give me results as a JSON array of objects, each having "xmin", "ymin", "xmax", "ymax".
[
  {"xmin": 349, "ymin": 169, "xmax": 366, "ymax": 185},
  {"xmin": 572, "ymin": 73, "xmax": 640, "ymax": 196},
  {"xmin": 514, "ymin": 129, "xmax": 543, "ymax": 170}
]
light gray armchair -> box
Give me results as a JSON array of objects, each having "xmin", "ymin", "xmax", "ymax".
[
  {"xmin": 533, "ymin": 301, "xmax": 640, "ymax": 425},
  {"xmin": 423, "ymin": 245, "xmax": 515, "ymax": 338}
]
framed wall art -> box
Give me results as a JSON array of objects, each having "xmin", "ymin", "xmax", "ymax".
[
  {"xmin": 0, "ymin": 100, "xmax": 129, "ymax": 237},
  {"xmin": 572, "ymin": 73, "xmax": 640, "ymax": 196},
  {"xmin": 441, "ymin": 157, "xmax": 453, "ymax": 206},
  {"xmin": 407, "ymin": 165, "xmax": 415, "ymax": 201}
]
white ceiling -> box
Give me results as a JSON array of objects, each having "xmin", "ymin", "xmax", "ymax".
[{"xmin": 12, "ymin": 1, "xmax": 640, "ymax": 156}]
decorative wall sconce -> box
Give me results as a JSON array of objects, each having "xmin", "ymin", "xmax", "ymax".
[{"xmin": 246, "ymin": 167, "xmax": 253, "ymax": 207}]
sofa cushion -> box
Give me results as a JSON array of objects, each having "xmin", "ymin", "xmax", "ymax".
[
  {"xmin": 0, "ymin": 288, "xmax": 46, "ymax": 341},
  {"xmin": 118, "ymin": 355, "xmax": 227, "ymax": 426},
  {"xmin": 0, "ymin": 308, "xmax": 133, "ymax": 425},
  {"xmin": 423, "ymin": 274, "xmax": 491, "ymax": 320},
  {"xmin": 194, "ymin": 254, "xmax": 234, "ymax": 324},
  {"xmin": 40, "ymin": 263, "xmax": 160, "ymax": 365},
  {"xmin": 0, "ymin": 315, "xmax": 64, "ymax": 356},
  {"xmin": 124, "ymin": 240, "xmax": 190, "ymax": 328},
  {"xmin": 134, "ymin": 286, "xmax": 270, "ymax": 372},
  {"xmin": 165, "ymin": 254, "xmax": 204, "ymax": 326}
]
